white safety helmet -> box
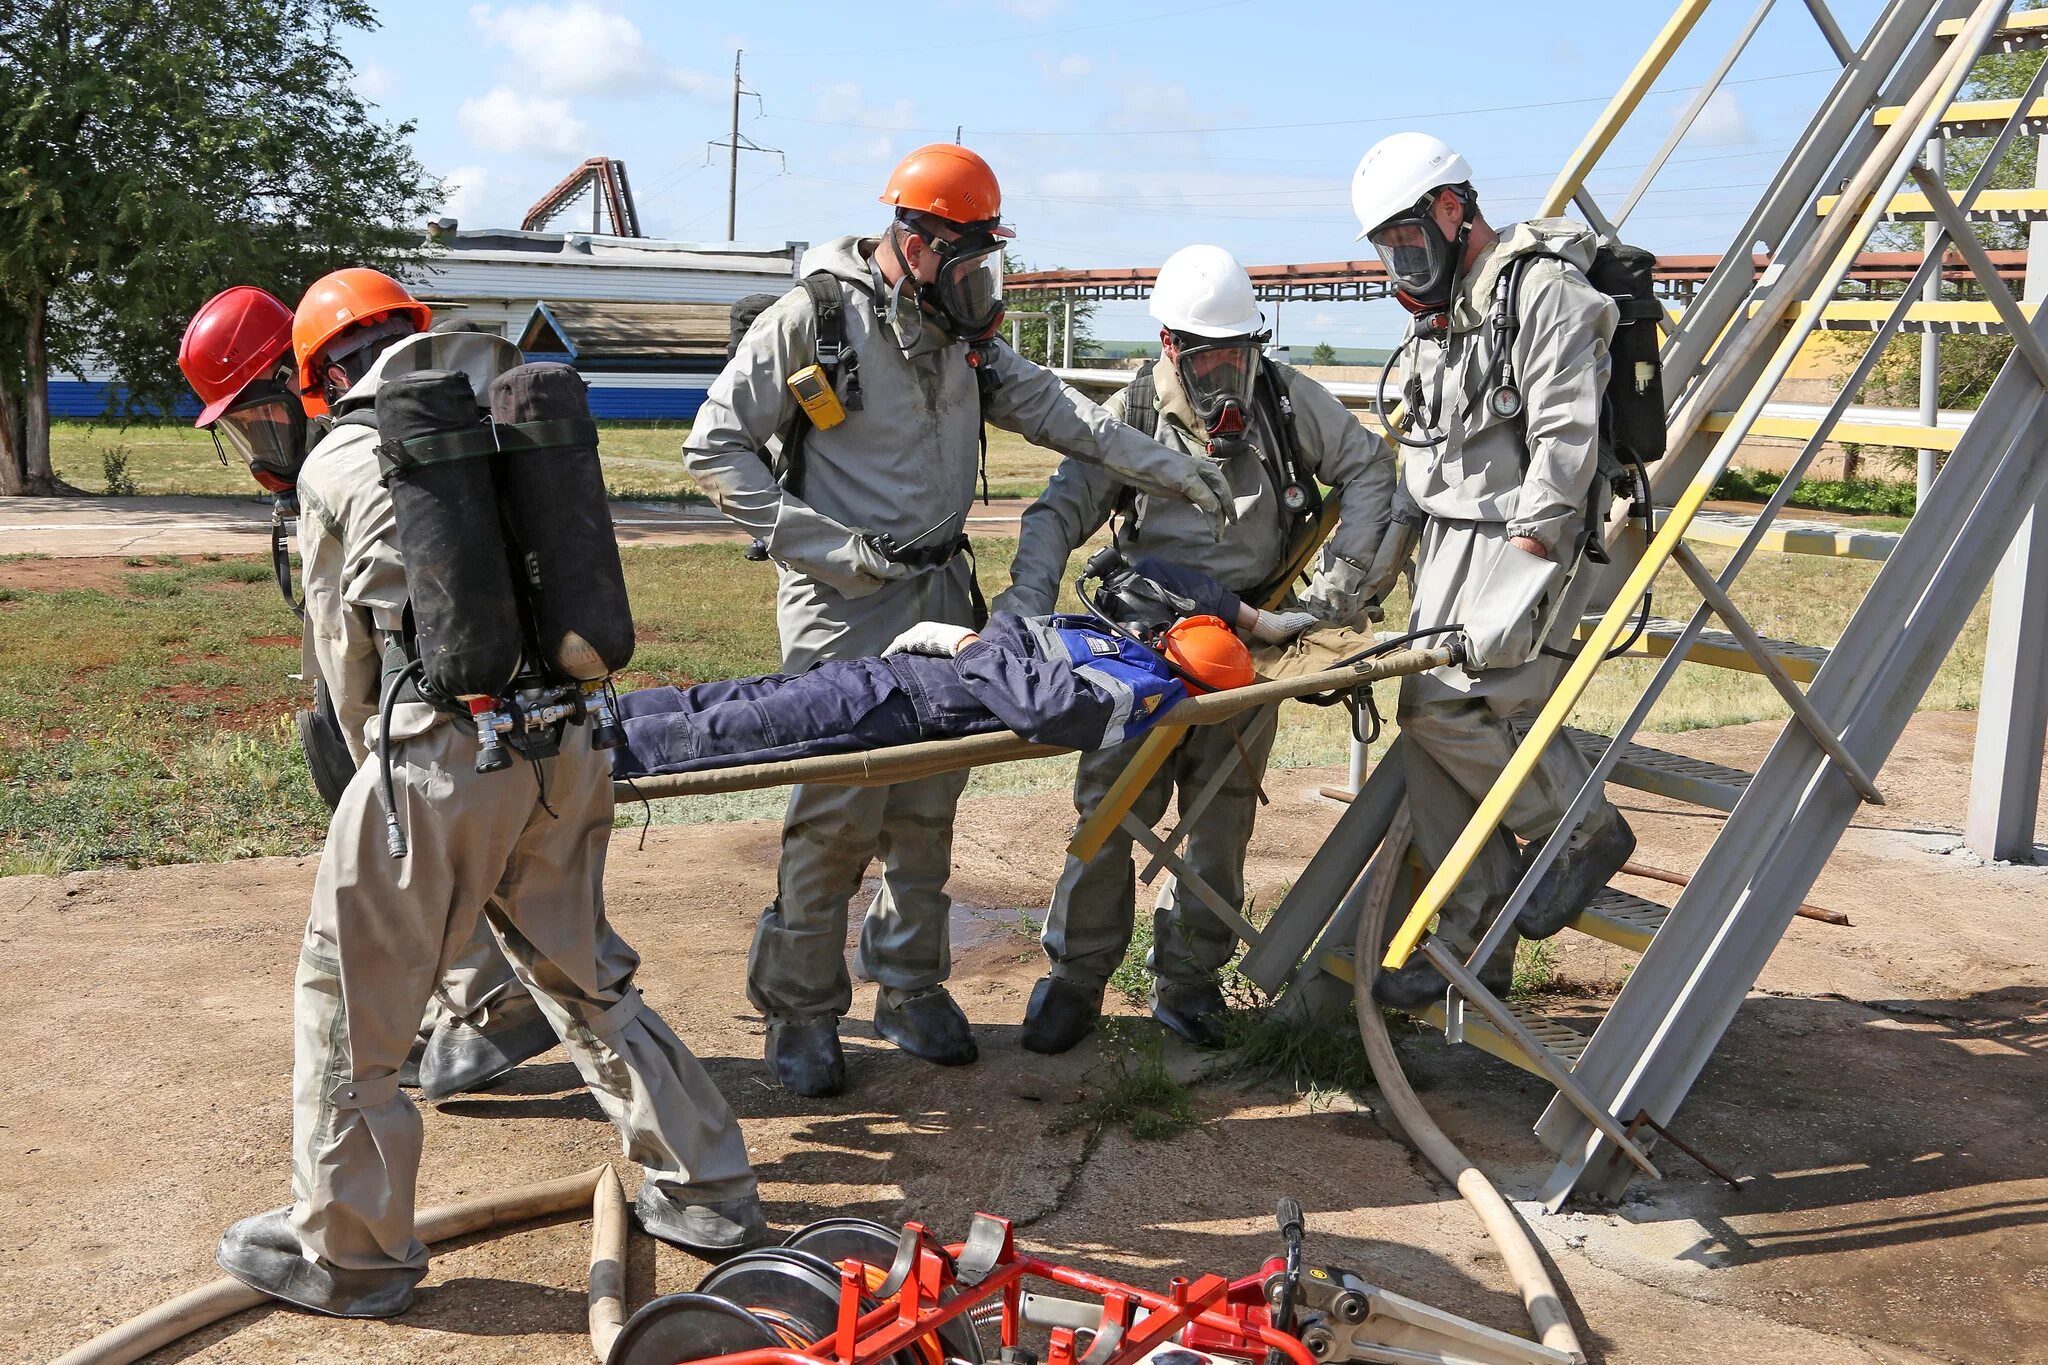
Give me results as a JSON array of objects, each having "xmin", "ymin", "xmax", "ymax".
[
  {"xmin": 1349, "ymin": 132, "xmax": 1475, "ymax": 240},
  {"xmin": 1149, "ymin": 244, "xmax": 1264, "ymax": 339}
]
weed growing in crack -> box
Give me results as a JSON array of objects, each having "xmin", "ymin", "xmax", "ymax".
[{"xmin": 1060, "ymin": 1018, "xmax": 1196, "ymax": 1141}]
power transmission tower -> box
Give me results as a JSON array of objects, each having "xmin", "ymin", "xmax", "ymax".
[{"xmin": 705, "ymin": 50, "xmax": 783, "ymax": 241}]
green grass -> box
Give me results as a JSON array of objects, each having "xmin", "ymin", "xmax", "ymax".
[
  {"xmin": 0, "ymin": 522, "xmax": 1998, "ymax": 873},
  {"xmin": 47, "ymin": 419, "xmax": 1065, "ymax": 503},
  {"xmin": 1713, "ymin": 467, "xmax": 1918, "ymax": 518},
  {"xmin": 1059, "ymin": 1018, "xmax": 1198, "ymax": 1141}
]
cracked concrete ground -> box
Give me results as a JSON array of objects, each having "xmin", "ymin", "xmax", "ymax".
[{"xmin": 3, "ymin": 710, "xmax": 2043, "ymax": 1363}]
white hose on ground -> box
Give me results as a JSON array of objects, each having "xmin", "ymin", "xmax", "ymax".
[
  {"xmin": 52, "ymin": 1166, "xmax": 609, "ymax": 1365},
  {"xmin": 589, "ymin": 1164, "xmax": 630, "ymax": 1360},
  {"xmin": 1351, "ymin": 811, "xmax": 1585, "ymax": 1363}
]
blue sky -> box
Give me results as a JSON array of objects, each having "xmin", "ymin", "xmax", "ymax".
[{"xmin": 341, "ymin": 0, "xmax": 1886, "ymax": 350}]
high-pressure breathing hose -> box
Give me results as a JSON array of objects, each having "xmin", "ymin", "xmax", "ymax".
[
  {"xmin": 376, "ymin": 658, "xmax": 425, "ymax": 859},
  {"xmin": 1350, "ymin": 813, "xmax": 1584, "ymax": 1362}
]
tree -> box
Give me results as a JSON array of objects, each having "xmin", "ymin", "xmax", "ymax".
[
  {"xmin": 1001, "ymin": 253, "xmax": 1098, "ymax": 365},
  {"xmin": 0, "ymin": 1, "xmax": 441, "ymax": 495},
  {"xmin": 1309, "ymin": 342, "xmax": 1338, "ymax": 366}
]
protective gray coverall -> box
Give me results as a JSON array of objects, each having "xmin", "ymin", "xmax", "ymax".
[
  {"xmin": 684, "ymin": 234, "xmax": 1231, "ymax": 1023},
  {"xmin": 246, "ymin": 336, "xmax": 755, "ymax": 1297},
  {"xmin": 997, "ymin": 357, "xmax": 1394, "ymax": 991},
  {"xmin": 1398, "ymin": 218, "xmax": 1622, "ymax": 962}
]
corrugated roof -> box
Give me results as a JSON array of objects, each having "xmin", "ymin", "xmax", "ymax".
[{"xmin": 519, "ymin": 300, "xmax": 734, "ymax": 360}]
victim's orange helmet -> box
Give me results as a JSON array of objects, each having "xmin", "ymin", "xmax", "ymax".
[
  {"xmin": 1162, "ymin": 616, "xmax": 1255, "ymax": 693},
  {"xmin": 292, "ymin": 268, "xmax": 432, "ymax": 414}
]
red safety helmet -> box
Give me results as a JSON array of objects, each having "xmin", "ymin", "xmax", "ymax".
[
  {"xmin": 1162, "ymin": 616, "xmax": 1255, "ymax": 693},
  {"xmin": 179, "ymin": 286, "xmax": 295, "ymax": 428},
  {"xmin": 293, "ymin": 268, "xmax": 432, "ymax": 414}
]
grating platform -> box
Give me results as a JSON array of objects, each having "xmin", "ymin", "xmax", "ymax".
[{"xmin": 1580, "ymin": 613, "xmax": 1832, "ymax": 682}]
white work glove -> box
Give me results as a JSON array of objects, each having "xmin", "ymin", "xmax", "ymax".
[
  {"xmin": 1459, "ymin": 538, "xmax": 1566, "ymax": 672},
  {"xmin": 883, "ymin": 622, "xmax": 978, "ymax": 657},
  {"xmin": 1248, "ymin": 609, "xmax": 1320, "ymax": 645}
]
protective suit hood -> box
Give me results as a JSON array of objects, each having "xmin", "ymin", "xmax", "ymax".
[
  {"xmin": 798, "ymin": 234, "xmax": 876, "ymax": 290},
  {"xmin": 1451, "ymin": 218, "xmax": 1600, "ymax": 332},
  {"xmin": 331, "ymin": 329, "xmax": 527, "ymax": 415}
]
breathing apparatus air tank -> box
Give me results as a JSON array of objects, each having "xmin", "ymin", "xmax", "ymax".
[
  {"xmin": 488, "ymin": 361, "xmax": 632, "ymax": 748},
  {"xmin": 373, "ymin": 368, "xmax": 525, "ymax": 724}
]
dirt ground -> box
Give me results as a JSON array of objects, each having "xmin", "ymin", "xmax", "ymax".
[{"xmin": 3, "ymin": 710, "xmax": 2044, "ymax": 1365}]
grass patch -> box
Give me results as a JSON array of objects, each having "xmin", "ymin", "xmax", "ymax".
[
  {"xmin": 1219, "ymin": 990, "xmax": 1375, "ymax": 1100},
  {"xmin": 0, "ymin": 522, "xmax": 1998, "ymax": 872},
  {"xmin": 1061, "ymin": 1018, "xmax": 1198, "ymax": 1141},
  {"xmin": 1510, "ymin": 938, "xmax": 1564, "ymax": 1001},
  {"xmin": 1712, "ymin": 467, "xmax": 1917, "ymax": 518}
]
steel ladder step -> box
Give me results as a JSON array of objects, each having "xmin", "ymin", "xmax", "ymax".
[
  {"xmin": 1872, "ymin": 96, "xmax": 2048, "ymax": 137},
  {"xmin": 1701, "ymin": 409, "xmax": 1962, "ymax": 457},
  {"xmin": 1317, "ymin": 950, "xmax": 1592, "ymax": 1078},
  {"xmin": 1577, "ymin": 613, "xmax": 1832, "ymax": 682},
  {"xmin": 1744, "ymin": 299, "xmax": 2034, "ymax": 332},
  {"xmin": 1815, "ymin": 187, "xmax": 2048, "ymax": 222},
  {"xmin": 1506, "ymin": 718, "xmax": 1752, "ymax": 811},
  {"xmin": 1571, "ymin": 887, "xmax": 1670, "ymax": 954},
  {"xmin": 1936, "ymin": 10, "xmax": 2048, "ymax": 52}
]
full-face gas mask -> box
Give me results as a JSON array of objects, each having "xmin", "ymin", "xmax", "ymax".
[
  {"xmin": 1171, "ymin": 330, "xmax": 1264, "ymax": 460},
  {"xmin": 314, "ymin": 313, "xmax": 421, "ymax": 408},
  {"xmin": 209, "ymin": 362, "xmax": 309, "ymax": 492},
  {"xmin": 1366, "ymin": 183, "xmax": 1476, "ymax": 316},
  {"xmin": 887, "ymin": 211, "xmax": 1013, "ymax": 345}
]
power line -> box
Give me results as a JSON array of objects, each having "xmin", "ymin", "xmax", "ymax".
[
  {"xmin": 760, "ymin": 66, "xmax": 1836, "ymax": 140},
  {"xmin": 755, "ymin": 0, "xmax": 1256, "ymax": 59}
]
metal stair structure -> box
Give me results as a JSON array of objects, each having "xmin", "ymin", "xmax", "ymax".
[{"xmin": 1206, "ymin": 0, "xmax": 2048, "ymax": 1206}]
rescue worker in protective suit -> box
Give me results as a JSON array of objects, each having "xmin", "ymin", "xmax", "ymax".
[
  {"xmin": 686, "ymin": 143, "xmax": 1238, "ymax": 1098},
  {"xmin": 178, "ymin": 287, "xmax": 562, "ymax": 1101},
  {"xmin": 1349, "ymin": 133, "xmax": 1636, "ymax": 1008},
  {"xmin": 214, "ymin": 269, "xmax": 764, "ymax": 1320},
  {"xmin": 995, "ymin": 245, "xmax": 1397, "ymax": 1052}
]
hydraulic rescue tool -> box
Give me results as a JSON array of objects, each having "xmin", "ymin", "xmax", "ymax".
[
  {"xmin": 372, "ymin": 362, "xmax": 634, "ymax": 855},
  {"xmin": 606, "ymin": 1204, "xmax": 1573, "ymax": 1365}
]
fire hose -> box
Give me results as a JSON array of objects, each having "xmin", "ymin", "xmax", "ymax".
[
  {"xmin": 51, "ymin": 1167, "xmax": 608, "ymax": 1365},
  {"xmin": 1350, "ymin": 809, "xmax": 1584, "ymax": 1362}
]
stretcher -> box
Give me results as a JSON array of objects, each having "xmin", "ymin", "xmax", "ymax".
[{"xmin": 609, "ymin": 646, "xmax": 1449, "ymax": 803}]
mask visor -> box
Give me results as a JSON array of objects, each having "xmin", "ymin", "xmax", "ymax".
[
  {"xmin": 213, "ymin": 379, "xmax": 307, "ymax": 491},
  {"xmin": 1173, "ymin": 335, "xmax": 1259, "ymax": 424},
  {"xmin": 936, "ymin": 245, "xmax": 1006, "ymax": 341},
  {"xmin": 1368, "ymin": 218, "xmax": 1452, "ymax": 297}
]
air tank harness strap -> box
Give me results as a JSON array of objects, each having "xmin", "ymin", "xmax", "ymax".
[
  {"xmin": 489, "ymin": 415, "xmax": 599, "ymax": 453},
  {"xmin": 375, "ymin": 424, "xmax": 503, "ymax": 474}
]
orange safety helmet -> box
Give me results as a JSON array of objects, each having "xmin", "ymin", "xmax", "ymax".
[
  {"xmin": 179, "ymin": 286, "xmax": 296, "ymax": 427},
  {"xmin": 881, "ymin": 143, "xmax": 1006, "ymax": 227},
  {"xmin": 292, "ymin": 267, "xmax": 432, "ymax": 413},
  {"xmin": 1161, "ymin": 616, "xmax": 1255, "ymax": 694}
]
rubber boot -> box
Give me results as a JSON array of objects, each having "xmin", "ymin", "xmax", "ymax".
[
  {"xmin": 215, "ymin": 1207, "xmax": 422, "ymax": 1318},
  {"xmin": 398, "ymin": 1033, "xmax": 426, "ymax": 1090},
  {"xmin": 1151, "ymin": 977, "xmax": 1228, "ymax": 1050},
  {"xmin": 1517, "ymin": 810, "xmax": 1638, "ymax": 940},
  {"xmin": 1370, "ymin": 943, "xmax": 1515, "ymax": 1011},
  {"xmin": 766, "ymin": 1014, "xmax": 847, "ymax": 1097},
  {"xmin": 416, "ymin": 1006, "xmax": 560, "ymax": 1102},
  {"xmin": 634, "ymin": 1183, "xmax": 772, "ymax": 1257},
  {"xmin": 1020, "ymin": 976, "xmax": 1103, "ymax": 1055},
  {"xmin": 875, "ymin": 986, "xmax": 978, "ymax": 1066}
]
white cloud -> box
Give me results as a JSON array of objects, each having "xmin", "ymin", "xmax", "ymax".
[
  {"xmin": 1036, "ymin": 52, "xmax": 1092, "ymax": 83},
  {"xmin": 470, "ymin": 2, "xmax": 719, "ymax": 99},
  {"xmin": 458, "ymin": 86, "xmax": 590, "ymax": 157},
  {"xmin": 349, "ymin": 62, "xmax": 394, "ymax": 102},
  {"xmin": 814, "ymin": 81, "xmax": 918, "ymax": 165},
  {"xmin": 440, "ymin": 165, "xmax": 493, "ymax": 224},
  {"xmin": 1688, "ymin": 88, "xmax": 1755, "ymax": 147},
  {"xmin": 1002, "ymin": 0, "xmax": 1067, "ymax": 17},
  {"xmin": 1038, "ymin": 169, "xmax": 1107, "ymax": 198}
]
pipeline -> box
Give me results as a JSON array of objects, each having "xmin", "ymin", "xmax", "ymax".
[
  {"xmin": 53, "ymin": 1167, "xmax": 607, "ymax": 1365},
  {"xmin": 1349, "ymin": 811, "xmax": 1585, "ymax": 1363}
]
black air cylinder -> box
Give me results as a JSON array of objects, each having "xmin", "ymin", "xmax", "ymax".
[
  {"xmin": 374, "ymin": 369, "xmax": 523, "ymax": 702},
  {"xmin": 488, "ymin": 362, "xmax": 635, "ymax": 682}
]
